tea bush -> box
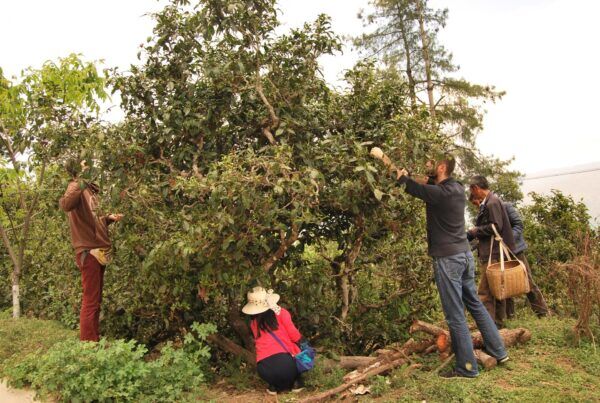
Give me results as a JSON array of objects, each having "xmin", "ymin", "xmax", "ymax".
[{"xmin": 4, "ymin": 322, "xmax": 216, "ymax": 402}]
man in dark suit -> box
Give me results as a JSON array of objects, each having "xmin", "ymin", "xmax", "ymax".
[{"xmin": 467, "ymin": 176, "xmax": 516, "ymax": 328}]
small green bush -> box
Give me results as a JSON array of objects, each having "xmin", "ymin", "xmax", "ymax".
[{"xmin": 4, "ymin": 322, "xmax": 216, "ymax": 402}]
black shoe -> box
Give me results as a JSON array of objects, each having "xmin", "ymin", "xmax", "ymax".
[{"xmin": 439, "ymin": 368, "xmax": 477, "ymax": 379}]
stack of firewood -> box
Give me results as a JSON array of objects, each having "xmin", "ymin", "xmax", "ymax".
[{"xmin": 300, "ymin": 320, "xmax": 532, "ymax": 402}]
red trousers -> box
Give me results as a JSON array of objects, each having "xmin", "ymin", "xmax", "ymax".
[{"xmin": 76, "ymin": 252, "xmax": 105, "ymax": 341}]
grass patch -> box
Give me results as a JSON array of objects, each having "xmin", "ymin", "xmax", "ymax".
[
  {"xmin": 1, "ymin": 310, "xmax": 598, "ymax": 402},
  {"xmin": 0, "ymin": 308, "xmax": 76, "ymax": 372},
  {"xmin": 363, "ymin": 313, "xmax": 600, "ymax": 402}
]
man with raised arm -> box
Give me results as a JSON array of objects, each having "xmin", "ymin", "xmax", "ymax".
[
  {"xmin": 59, "ymin": 159, "xmax": 123, "ymax": 341},
  {"xmin": 395, "ymin": 156, "xmax": 508, "ymax": 379}
]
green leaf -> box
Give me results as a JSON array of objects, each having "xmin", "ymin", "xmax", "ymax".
[{"xmin": 373, "ymin": 188, "xmax": 384, "ymax": 201}]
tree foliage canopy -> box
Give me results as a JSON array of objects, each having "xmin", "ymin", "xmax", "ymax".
[{"xmin": 0, "ymin": 0, "xmax": 536, "ymax": 353}]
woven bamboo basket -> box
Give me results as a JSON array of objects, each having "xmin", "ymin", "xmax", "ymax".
[
  {"xmin": 486, "ymin": 259, "xmax": 530, "ymax": 300},
  {"xmin": 485, "ymin": 225, "xmax": 530, "ymax": 300}
]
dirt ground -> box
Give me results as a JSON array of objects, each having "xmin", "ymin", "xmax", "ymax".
[{"xmin": 0, "ymin": 380, "xmax": 37, "ymax": 403}]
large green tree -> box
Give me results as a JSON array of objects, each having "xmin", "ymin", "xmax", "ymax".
[
  {"xmin": 0, "ymin": 55, "xmax": 106, "ymax": 318},
  {"xmin": 2, "ymin": 0, "xmax": 522, "ymax": 359}
]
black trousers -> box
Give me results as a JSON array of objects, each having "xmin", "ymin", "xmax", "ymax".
[{"xmin": 257, "ymin": 353, "xmax": 298, "ymax": 392}]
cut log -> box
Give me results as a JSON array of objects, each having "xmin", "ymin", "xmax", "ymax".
[
  {"xmin": 409, "ymin": 320, "xmax": 449, "ymax": 337},
  {"xmin": 436, "ymin": 333, "xmax": 450, "ymax": 352},
  {"xmin": 410, "ymin": 320, "xmax": 451, "ymax": 352},
  {"xmin": 411, "ymin": 321, "xmax": 532, "ymax": 351},
  {"xmin": 474, "ymin": 349, "xmax": 497, "ymax": 370},
  {"xmin": 207, "ymin": 334, "xmax": 256, "ymax": 367},
  {"xmin": 472, "ymin": 328, "xmax": 532, "ymax": 349}
]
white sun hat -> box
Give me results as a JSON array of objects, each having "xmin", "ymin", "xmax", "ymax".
[{"xmin": 242, "ymin": 286, "xmax": 281, "ymax": 315}]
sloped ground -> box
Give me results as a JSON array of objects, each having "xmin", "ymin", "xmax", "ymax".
[{"xmin": 1, "ymin": 310, "xmax": 598, "ymax": 402}]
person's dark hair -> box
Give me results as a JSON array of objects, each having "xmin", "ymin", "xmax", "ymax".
[
  {"xmin": 469, "ymin": 175, "xmax": 489, "ymax": 190},
  {"xmin": 65, "ymin": 157, "xmax": 81, "ymax": 178},
  {"xmin": 251, "ymin": 309, "xmax": 279, "ymax": 337},
  {"xmin": 439, "ymin": 155, "xmax": 456, "ymax": 176}
]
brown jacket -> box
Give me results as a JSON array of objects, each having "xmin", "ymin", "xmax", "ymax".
[{"xmin": 59, "ymin": 180, "xmax": 113, "ymax": 255}]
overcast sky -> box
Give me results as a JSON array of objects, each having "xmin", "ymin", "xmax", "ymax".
[{"xmin": 1, "ymin": 0, "xmax": 598, "ymax": 174}]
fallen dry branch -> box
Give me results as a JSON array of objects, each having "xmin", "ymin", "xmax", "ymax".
[
  {"xmin": 302, "ymin": 356, "xmax": 408, "ymax": 403},
  {"xmin": 321, "ymin": 356, "xmax": 377, "ymax": 371},
  {"xmin": 303, "ymin": 338, "xmax": 434, "ymax": 402}
]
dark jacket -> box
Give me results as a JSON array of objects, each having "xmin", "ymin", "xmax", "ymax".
[
  {"xmin": 503, "ymin": 202, "xmax": 527, "ymax": 254},
  {"xmin": 471, "ymin": 192, "xmax": 516, "ymax": 262},
  {"xmin": 59, "ymin": 180, "xmax": 114, "ymax": 255},
  {"xmin": 400, "ymin": 176, "xmax": 470, "ymax": 257}
]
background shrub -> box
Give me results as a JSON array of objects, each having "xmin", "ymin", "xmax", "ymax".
[{"xmin": 3, "ymin": 322, "xmax": 216, "ymax": 402}]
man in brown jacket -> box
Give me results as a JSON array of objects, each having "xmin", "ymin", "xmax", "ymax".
[
  {"xmin": 59, "ymin": 159, "xmax": 122, "ymax": 341},
  {"xmin": 467, "ymin": 175, "xmax": 516, "ymax": 328}
]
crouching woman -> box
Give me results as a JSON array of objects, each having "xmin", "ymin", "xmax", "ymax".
[{"xmin": 243, "ymin": 287, "xmax": 304, "ymax": 394}]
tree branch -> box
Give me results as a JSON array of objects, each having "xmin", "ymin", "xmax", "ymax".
[
  {"xmin": 254, "ymin": 45, "xmax": 279, "ymax": 145},
  {"xmin": 0, "ymin": 132, "xmax": 27, "ymax": 211},
  {"xmin": 18, "ymin": 161, "xmax": 46, "ymax": 269},
  {"xmin": 261, "ymin": 223, "xmax": 299, "ymax": 272},
  {"xmin": 0, "ymin": 219, "xmax": 19, "ymax": 270}
]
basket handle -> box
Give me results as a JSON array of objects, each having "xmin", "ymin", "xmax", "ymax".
[{"xmin": 487, "ymin": 224, "xmax": 517, "ymax": 271}]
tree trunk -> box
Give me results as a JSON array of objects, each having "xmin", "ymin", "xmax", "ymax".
[
  {"xmin": 207, "ymin": 333, "xmax": 256, "ymax": 367},
  {"xmin": 12, "ymin": 279, "xmax": 20, "ymax": 319},
  {"xmin": 0, "ymin": 221, "xmax": 21, "ymax": 319},
  {"xmin": 399, "ymin": 17, "xmax": 417, "ymax": 110},
  {"xmin": 338, "ymin": 215, "xmax": 365, "ymax": 320},
  {"xmin": 416, "ymin": 0, "xmax": 436, "ymax": 122},
  {"xmin": 339, "ymin": 274, "xmax": 351, "ymax": 320},
  {"xmin": 227, "ymin": 301, "xmax": 255, "ymax": 353}
]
